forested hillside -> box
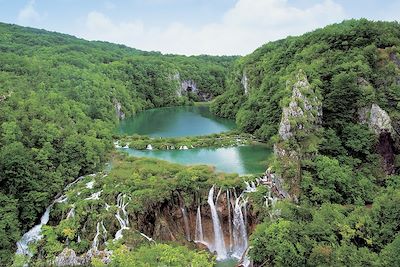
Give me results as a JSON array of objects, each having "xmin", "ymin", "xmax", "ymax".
[
  {"xmin": 0, "ymin": 22, "xmax": 236, "ymax": 265},
  {"xmin": 2, "ymin": 19, "xmax": 400, "ymax": 267},
  {"xmin": 212, "ymin": 19, "xmax": 400, "ymax": 266}
]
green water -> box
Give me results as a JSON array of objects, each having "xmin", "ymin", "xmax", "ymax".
[
  {"xmin": 118, "ymin": 106, "xmax": 272, "ymax": 174},
  {"xmin": 123, "ymin": 145, "xmax": 271, "ymax": 175},
  {"xmin": 118, "ymin": 106, "xmax": 236, "ymax": 137},
  {"xmin": 215, "ymin": 258, "xmax": 238, "ymax": 267}
]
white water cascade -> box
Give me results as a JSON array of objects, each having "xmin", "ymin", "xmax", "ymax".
[
  {"xmin": 91, "ymin": 220, "xmax": 107, "ymax": 252},
  {"xmin": 232, "ymin": 195, "xmax": 248, "ymax": 259},
  {"xmin": 66, "ymin": 206, "xmax": 75, "ymax": 219},
  {"xmin": 181, "ymin": 207, "xmax": 191, "ymax": 241},
  {"xmin": 194, "ymin": 206, "xmax": 204, "ymax": 243},
  {"xmin": 227, "ymin": 189, "xmax": 233, "ymax": 252},
  {"xmin": 207, "ymin": 186, "xmax": 228, "ymax": 260},
  {"xmin": 16, "ymin": 195, "xmax": 67, "ymax": 257},
  {"xmin": 114, "ymin": 193, "xmax": 130, "ymax": 240}
]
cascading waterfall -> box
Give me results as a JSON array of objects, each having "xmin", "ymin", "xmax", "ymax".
[
  {"xmin": 181, "ymin": 207, "xmax": 191, "ymax": 241},
  {"xmin": 91, "ymin": 222, "xmax": 101, "ymax": 252},
  {"xmin": 227, "ymin": 189, "xmax": 233, "ymax": 252},
  {"xmin": 207, "ymin": 186, "xmax": 228, "ymax": 260},
  {"xmin": 16, "ymin": 195, "xmax": 67, "ymax": 257},
  {"xmin": 66, "ymin": 206, "xmax": 75, "ymax": 219},
  {"xmin": 17, "ymin": 205, "xmax": 52, "ymax": 257},
  {"xmin": 114, "ymin": 193, "xmax": 130, "ymax": 240},
  {"xmin": 194, "ymin": 206, "xmax": 204, "ymax": 243},
  {"xmin": 232, "ymin": 195, "xmax": 248, "ymax": 259}
]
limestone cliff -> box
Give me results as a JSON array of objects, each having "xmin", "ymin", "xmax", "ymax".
[
  {"xmin": 113, "ymin": 99, "xmax": 125, "ymax": 120},
  {"xmin": 359, "ymin": 104, "xmax": 398, "ymax": 174},
  {"xmin": 274, "ymin": 70, "xmax": 322, "ymax": 198},
  {"xmin": 278, "ymin": 70, "xmax": 322, "ymax": 141}
]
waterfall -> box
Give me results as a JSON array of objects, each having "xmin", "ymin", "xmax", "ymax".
[
  {"xmin": 227, "ymin": 189, "xmax": 233, "ymax": 252},
  {"xmin": 181, "ymin": 207, "xmax": 191, "ymax": 241},
  {"xmin": 90, "ymin": 220, "xmax": 107, "ymax": 254},
  {"xmin": 243, "ymin": 197, "xmax": 248, "ymax": 231},
  {"xmin": 92, "ymin": 222, "xmax": 101, "ymax": 251},
  {"xmin": 66, "ymin": 206, "xmax": 75, "ymax": 219},
  {"xmin": 85, "ymin": 180, "xmax": 95, "ymax": 189},
  {"xmin": 232, "ymin": 195, "xmax": 248, "ymax": 259},
  {"xmin": 16, "ymin": 195, "xmax": 67, "ymax": 257},
  {"xmin": 194, "ymin": 206, "xmax": 204, "ymax": 243},
  {"xmin": 207, "ymin": 186, "xmax": 227, "ymax": 260},
  {"xmin": 85, "ymin": 190, "xmax": 102, "ymax": 200},
  {"xmin": 16, "ymin": 205, "xmax": 52, "ymax": 257},
  {"xmin": 146, "ymin": 144, "xmax": 153, "ymax": 150},
  {"xmin": 114, "ymin": 193, "xmax": 130, "ymax": 240}
]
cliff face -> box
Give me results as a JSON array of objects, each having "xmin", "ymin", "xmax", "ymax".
[
  {"xmin": 278, "ymin": 70, "xmax": 322, "ymax": 141},
  {"xmin": 113, "ymin": 99, "xmax": 125, "ymax": 120},
  {"xmin": 359, "ymin": 104, "xmax": 398, "ymax": 174},
  {"xmin": 274, "ymin": 70, "xmax": 322, "ymax": 198}
]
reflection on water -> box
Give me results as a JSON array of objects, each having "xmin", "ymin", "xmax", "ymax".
[
  {"xmin": 118, "ymin": 106, "xmax": 236, "ymax": 137},
  {"xmin": 121, "ymin": 145, "xmax": 271, "ymax": 175}
]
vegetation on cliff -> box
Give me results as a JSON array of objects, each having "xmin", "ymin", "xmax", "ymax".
[
  {"xmin": 116, "ymin": 131, "xmax": 258, "ymax": 150},
  {"xmin": 211, "ymin": 19, "xmax": 400, "ymax": 266},
  {"xmin": 18, "ymin": 153, "xmax": 243, "ymax": 266}
]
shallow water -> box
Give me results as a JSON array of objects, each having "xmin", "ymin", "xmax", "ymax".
[{"xmin": 122, "ymin": 145, "xmax": 271, "ymax": 175}]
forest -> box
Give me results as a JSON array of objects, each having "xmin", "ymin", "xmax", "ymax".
[
  {"xmin": 0, "ymin": 22, "xmax": 236, "ymax": 265},
  {"xmin": 1, "ymin": 19, "xmax": 400, "ymax": 266},
  {"xmin": 212, "ymin": 19, "xmax": 400, "ymax": 266}
]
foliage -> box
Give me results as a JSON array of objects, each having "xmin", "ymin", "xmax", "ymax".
[
  {"xmin": 0, "ymin": 22, "xmax": 236, "ymax": 264},
  {"xmin": 117, "ymin": 131, "xmax": 257, "ymax": 150},
  {"xmin": 105, "ymin": 244, "xmax": 214, "ymax": 267}
]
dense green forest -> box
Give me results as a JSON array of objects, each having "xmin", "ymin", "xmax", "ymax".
[
  {"xmin": 1, "ymin": 19, "xmax": 400, "ymax": 266},
  {"xmin": 0, "ymin": 22, "xmax": 236, "ymax": 265},
  {"xmin": 212, "ymin": 19, "xmax": 400, "ymax": 266}
]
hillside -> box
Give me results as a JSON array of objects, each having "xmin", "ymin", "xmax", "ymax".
[
  {"xmin": 0, "ymin": 22, "xmax": 236, "ymax": 265},
  {"xmin": 212, "ymin": 19, "xmax": 400, "ymax": 266},
  {"xmin": 1, "ymin": 19, "xmax": 400, "ymax": 267}
]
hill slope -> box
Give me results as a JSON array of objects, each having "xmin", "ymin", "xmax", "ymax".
[
  {"xmin": 0, "ymin": 22, "xmax": 236, "ymax": 265},
  {"xmin": 211, "ymin": 19, "xmax": 400, "ymax": 266}
]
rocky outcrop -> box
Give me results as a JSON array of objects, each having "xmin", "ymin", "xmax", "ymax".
[
  {"xmin": 181, "ymin": 80, "xmax": 198, "ymax": 94},
  {"xmin": 359, "ymin": 104, "xmax": 397, "ymax": 174},
  {"xmin": 180, "ymin": 80, "xmax": 212, "ymax": 101},
  {"xmin": 55, "ymin": 248, "xmax": 85, "ymax": 266},
  {"xmin": 278, "ymin": 70, "xmax": 322, "ymax": 141},
  {"xmin": 359, "ymin": 104, "xmax": 394, "ymax": 135},
  {"xmin": 275, "ymin": 70, "xmax": 322, "ymax": 198},
  {"xmin": 113, "ymin": 99, "xmax": 125, "ymax": 120},
  {"xmin": 0, "ymin": 91, "xmax": 12, "ymax": 103}
]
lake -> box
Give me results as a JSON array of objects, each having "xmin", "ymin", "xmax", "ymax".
[
  {"xmin": 118, "ymin": 105, "xmax": 236, "ymax": 137},
  {"xmin": 122, "ymin": 145, "xmax": 270, "ymax": 175},
  {"xmin": 118, "ymin": 106, "xmax": 271, "ymax": 175}
]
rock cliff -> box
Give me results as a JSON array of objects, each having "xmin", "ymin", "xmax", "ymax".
[{"xmin": 274, "ymin": 70, "xmax": 322, "ymax": 198}]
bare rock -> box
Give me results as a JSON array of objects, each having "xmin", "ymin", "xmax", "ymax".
[
  {"xmin": 278, "ymin": 70, "xmax": 322, "ymax": 141},
  {"xmin": 113, "ymin": 99, "xmax": 125, "ymax": 120},
  {"xmin": 55, "ymin": 248, "xmax": 83, "ymax": 266}
]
